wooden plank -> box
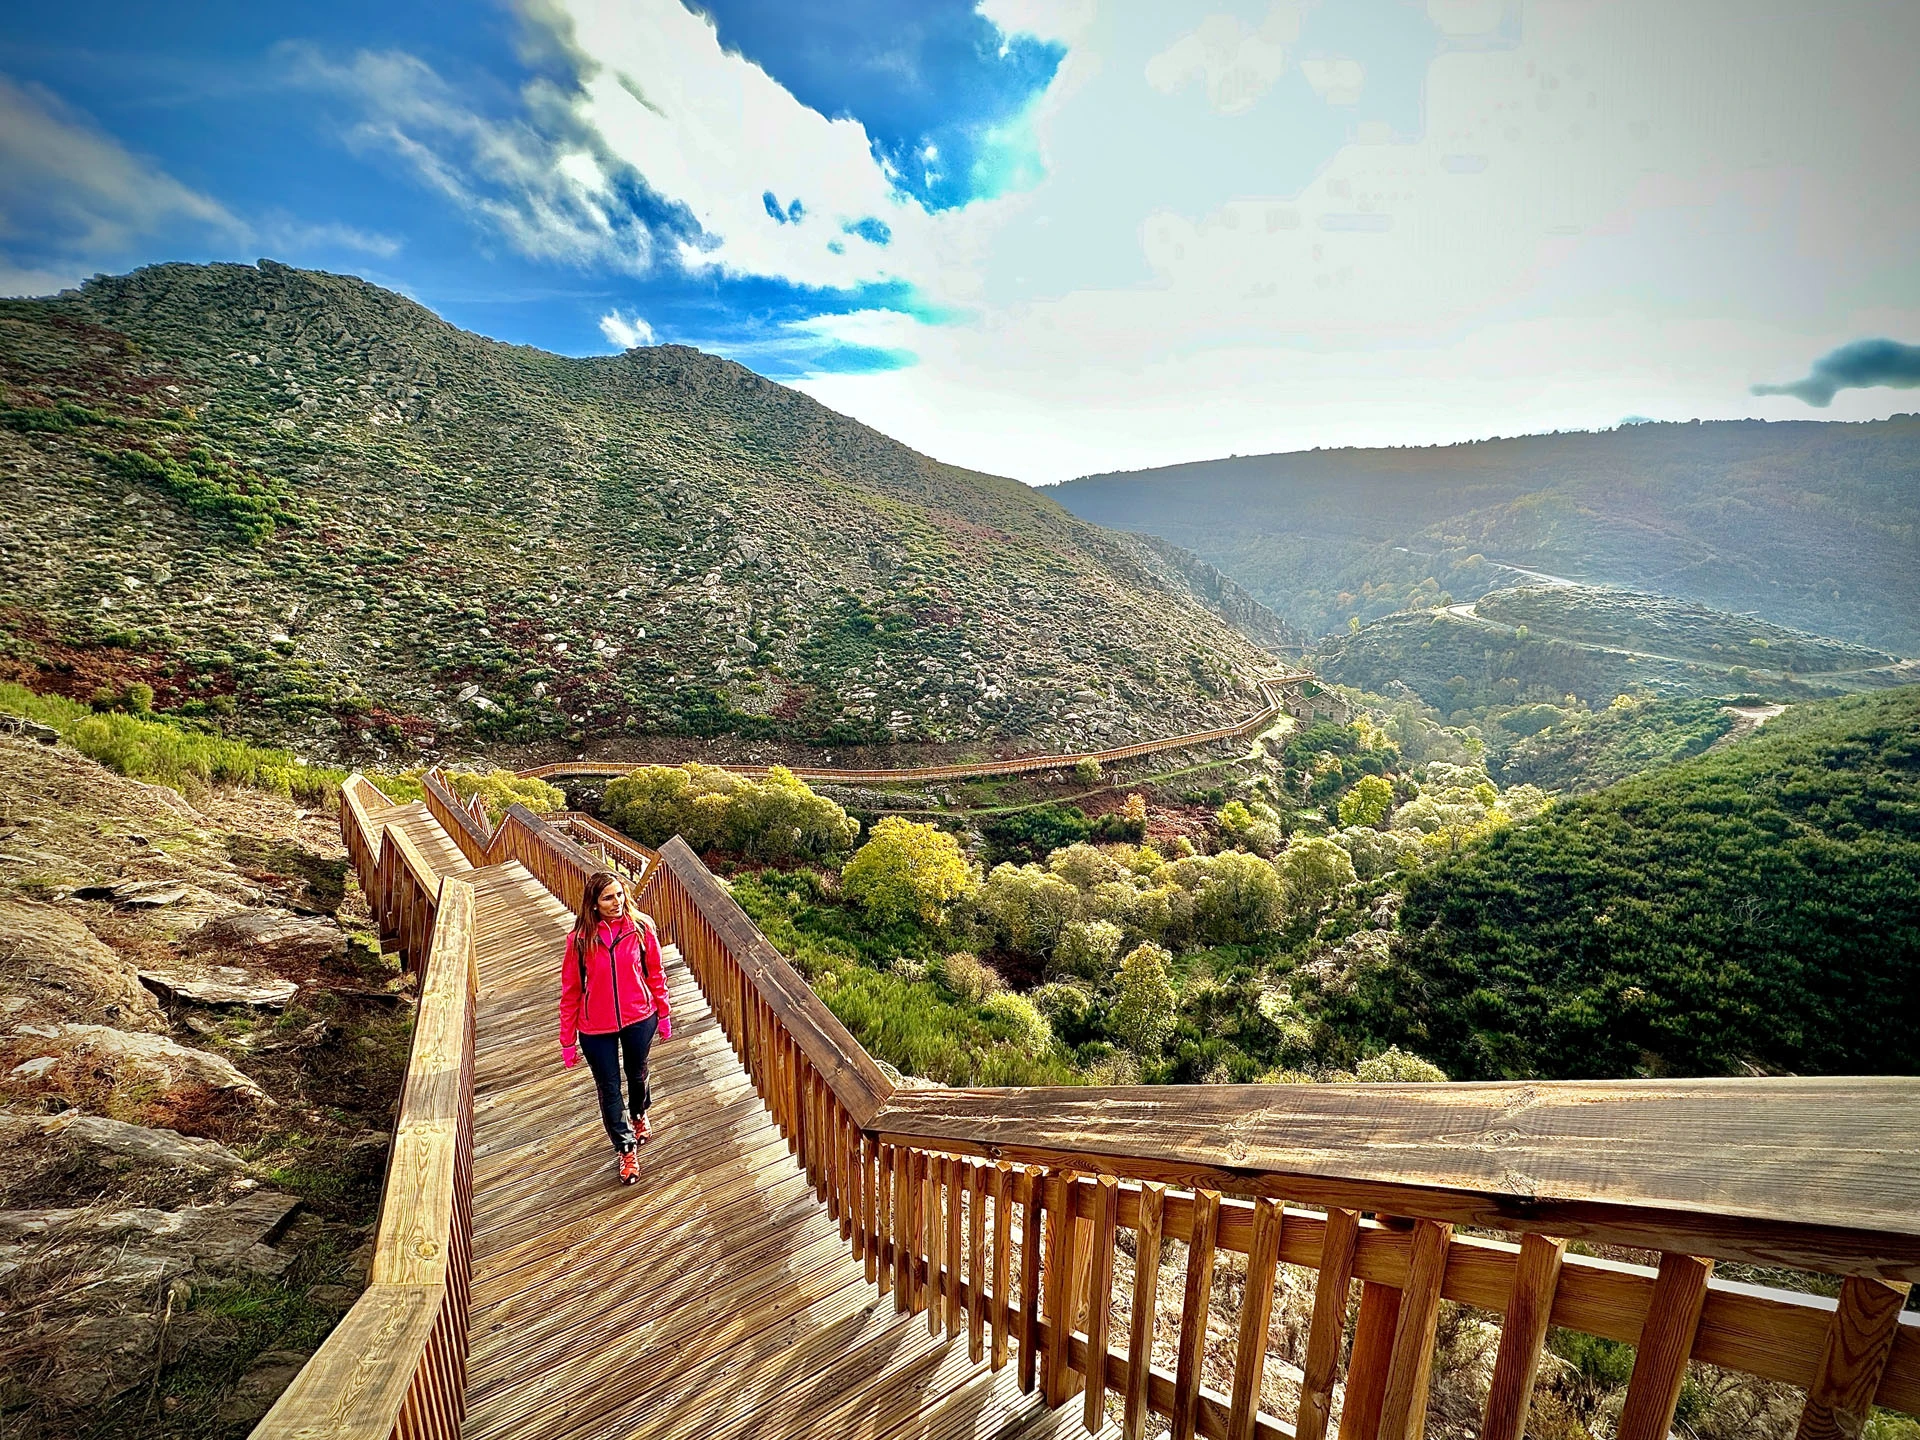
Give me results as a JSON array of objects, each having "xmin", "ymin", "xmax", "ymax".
[
  {"xmin": 968, "ymin": 1161, "xmax": 988, "ymax": 1364},
  {"xmin": 1228, "ymin": 1198, "xmax": 1283, "ymax": 1440},
  {"xmin": 1021, "ymin": 1164, "xmax": 1044, "ymax": 1395},
  {"xmin": 892, "ymin": 1144, "xmax": 912, "ymax": 1314},
  {"xmin": 1043, "ymin": 1168, "xmax": 1083, "ymax": 1406},
  {"xmin": 1339, "ymin": 1283, "xmax": 1402, "ymax": 1440},
  {"xmin": 1478, "ymin": 1234, "xmax": 1566, "ymax": 1440},
  {"xmin": 869, "ymin": 1078, "xmax": 1920, "ymax": 1280},
  {"xmin": 877, "ymin": 1142, "xmax": 895, "ymax": 1293},
  {"xmin": 1376, "ymin": 1219, "xmax": 1452, "ymax": 1440},
  {"xmin": 1172, "ymin": 1188, "xmax": 1222, "ymax": 1440},
  {"xmin": 946, "ymin": 1154, "xmax": 965, "ymax": 1340},
  {"xmin": 928, "ymin": 1151, "xmax": 948, "ymax": 1336},
  {"xmin": 254, "ymin": 1283, "xmax": 445, "ymax": 1440},
  {"xmin": 1125, "ymin": 1182, "xmax": 1168, "ymax": 1440},
  {"xmin": 1297, "ymin": 1206, "xmax": 1358, "ymax": 1440},
  {"xmin": 1083, "ymin": 1174, "xmax": 1119, "ymax": 1434},
  {"xmin": 1617, "ymin": 1253, "xmax": 1715, "ymax": 1440},
  {"xmin": 992, "ymin": 1160, "xmax": 1015, "ymax": 1372},
  {"xmin": 1796, "ymin": 1277, "xmax": 1910, "ymax": 1440}
]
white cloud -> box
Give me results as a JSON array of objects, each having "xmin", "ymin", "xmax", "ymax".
[
  {"xmin": 977, "ymin": 0, "xmax": 1097, "ymax": 47},
  {"xmin": 1145, "ymin": 6, "xmax": 1301, "ymax": 116},
  {"xmin": 598, "ymin": 307, "xmax": 654, "ymax": 348},
  {"xmin": 1299, "ymin": 55, "xmax": 1364, "ymax": 106},
  {"xmin": 0, "ymin": 74, "xmax": 243, "ymax": 268}
]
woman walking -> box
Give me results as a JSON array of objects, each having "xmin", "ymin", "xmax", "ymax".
[{"xmin": 560, "ymin": 870, "xmax": 672, "ymax": 1185}]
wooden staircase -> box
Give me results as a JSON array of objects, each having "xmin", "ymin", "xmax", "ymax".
[{"xmin": 253, "ymin": 773, "xmax": 1920, "ymax": 1440}]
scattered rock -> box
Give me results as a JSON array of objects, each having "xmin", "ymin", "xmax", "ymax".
[
  {"xmin": 0, "ymin": 1112, "xmax": 249, "ymax": 1176},
  {"xmin": 0, "ymin": 900, "xmax": 166, "ymax": 1030},
  {"xmin": 11, "ymin": 1055, "xmax": 58, "ymax": 1079},
  {"xmin": 188, "ymin": 909, "xmax": 347, "ymax": 962},
  {"xmin": 216, "ymin": 1349, "xmax": 313, "ymax": 1426},
  {"xmin": 139, "ymin": 966, "xmax": 300, "ymax": 1009},
  {"xmin": 51, "ymin": 1023, "xmax": 276, "ymax": 1105},
  {"xmin": 0, "ymin": 1190, "xmax": 302, "ymax": 1275},
  {"xmin": 70, "ymin": 877, "xmax": 240, "ymax": 910},
  {"xmin": 41, "ymin": 1313, "xmax": 164, "ymax": 1408},
  {"xmin": 0, "ymin": 715, "xmax": 59, "ymax": 745}
]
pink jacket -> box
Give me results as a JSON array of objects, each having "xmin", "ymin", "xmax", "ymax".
[{"xmin": 560, "ymin": 913, "xmax": 671, "ymax": 1048}]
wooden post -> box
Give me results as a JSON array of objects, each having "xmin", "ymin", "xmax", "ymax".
[
  {"xmin": 991, "ymin": 1161, "xmax": 1015, "ymax": 1372},
  {"xmin": 875, "ymin": 1142, "xmax": 894, "ymax": 1293},
  {"xmin": 1376, "ymin": 1218, "xmax": 1452, "ymax": 1440},
  {"xmin": 968, "ymin": 1161, "xmax": 988, "ymax": 1364},
  {"xmin": 1795, "ymin": 1277, "xmax": 1911, "ymax": 1440},
  {"xmin": 1043, "ymin": 1169, "xmax": 1084, "ymax": 1406},
  {"xmin": 1083, "ymin": 1174, "xmax": 1120, "ymax": 1433},
  {"xmin": 945, "ymin": 1154, "xmax": 965, "ymax": 1340},
  {"xmin": 1228, "ymin": 1197, "xmax": 1284, "ymax": 1440},
  {"xmin": 891, "ymin": 1145, "xmax": 912, "ymax": 1314},
  {"xmin": 1172, "ymin": 1188, "xmax": 1222, "ymax": 1440},
  {"xmin": 1339, "ymin": 1281, "xmax": 1403, "ymax": 1440},
  {"xmin": 1478, "ymin": 1234, "xmax": 1566, "ymax": 1440},
  {"xmin": 1297, "ymin": 1207, "xmax": 1359, "ymax": 1440},
  {"xmin": 1124, "ymin": 1183, "xmax": 1168, "ymax": 1440},
  {"xmin": 1020, "ymin": 1166, "xmax": 1044, "ymax": 1395},
  {"xmin": 927, "ymin": 1153, "xmax": 947, "ymax": 1336},
  {"xmin": 1617, "ymin": 1254, "xmax": 1714, "ymax": 1440}
]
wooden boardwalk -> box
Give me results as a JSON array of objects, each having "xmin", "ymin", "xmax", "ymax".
[{"xmin": 384, "ymin": 818, "xmax": 1107, "ymax": 1440}]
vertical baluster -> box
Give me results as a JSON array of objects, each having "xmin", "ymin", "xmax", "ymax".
[
  {"xmin": 992, "ymin": 1160, "xmax": 1015, "ymax": 1371},
  {"xmin": 1124, "ymin": 1181, "xmax": 1167, "ymax": 1440},
  {"xmin": 1083, "ymin": 1174, "xmax": 1120, "ymax": 1433},
  {"xmin": 1297, "ymin": 1207, "xmax": 1360, "ymax": 1440},
  {"xmin": 1339, "ymin": 1280, "xmax": 1403, "ymax": 1440},
  {"xmin": 1478, "ymin": 1234, "xmax": 1566, "ymax": 1440},
  {"xmin": 1228, "ymin": 1197, "xmax": 1284, "ymax": 1440},
  {"xmin": 1171, "ymin": 1189, "xmax": 1222, "ymax": 1440},
  {"xmin": 1795, "ymin": 1276, "xmax": 1911, "ymax": 1440},
  {"xmin": 968, "ymin": 1161, "xmax": 988, "ymax": 1363},
  {"xmin": 945, "ymin": 1155, "xmax": 965, "ymax": 1339},
  {"xmin": 1376, "ymin": 1219, "xmax": 1453, "ymax": 1440},
  {"xmin": 892, "ymin": 1145, "xmax": 912, "ymax": 1314},
  {"xmin": 854, "ymin": 1132, "xmax": 872, "ymax": 1268},
  {"xmin": 838, "ymin": 1109, "xmax": 855, "ymax": 1245},
  {"xmin": 928, "ymin": 1155, "xmax": 949, "ymax": 1336},
  {"xmin": 1617, "ymin": 1254, "xmax": 1715, "ymax": 1440},
  {"xmin": 1043, "ymin": 1169, "xmax": 1086, "ymax": 1406},
  {"xmin": 874, "ymin": 1142, "xmax": 894, "ymax": 1292},
  {"xmin": 1020, "ymin": 1165, "xmax": 1044, "ymax": 1395}
]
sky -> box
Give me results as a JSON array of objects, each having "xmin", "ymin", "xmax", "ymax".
[{"xmin": 3, "ymin": 0, "xmax": 1918, "ymax": 482}]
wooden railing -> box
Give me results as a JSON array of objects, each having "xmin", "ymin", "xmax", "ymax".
[
  {"xmin": 270, "ymin": 776, "xmax": 1919, "ymax": 1440},
  {"xmin": 253, "ymin": 781, "xmax": 478, "ymax": 1439},
  {"xmin": 516, "ymin": 675, "xmax": 1309, "ymax": 783},
  {"xmin": 650, "ymin": 833, "xmax": 1920, "ymax": 1440}
]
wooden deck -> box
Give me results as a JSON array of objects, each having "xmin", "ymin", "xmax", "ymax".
[{"xmin": 444, "ymin": 848, "xmax": 1102, "ymax": 1440}]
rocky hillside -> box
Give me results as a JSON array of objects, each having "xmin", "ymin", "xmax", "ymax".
[
  {"xmin": 1052, "ymin": 417, "xmax": 1920, "ymax": 652},
  {"xmin": 0, "ymin": 731, "xmax": 411, "ymax": 1435},
  {"xmin": 0, "ymin": 261, "xmax": 1289, "ymax": 766}
]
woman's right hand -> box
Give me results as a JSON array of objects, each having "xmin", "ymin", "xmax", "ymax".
[{"xmin": 562, "ymin": 1044, "xmax": 578, "ymax": 1069}]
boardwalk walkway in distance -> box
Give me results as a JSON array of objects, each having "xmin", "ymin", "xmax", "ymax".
[{"xmin": 454, "ymin": 831, "xmax": 1105, "ymax": 1440}]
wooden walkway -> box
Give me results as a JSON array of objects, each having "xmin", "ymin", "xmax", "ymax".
[{"xmin": 364, "ymin": 806, "xmax": 1104, "ymax": 1440}]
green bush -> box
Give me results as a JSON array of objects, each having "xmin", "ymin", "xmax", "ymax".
[
  {"xmin": 841, "ymin": 817, "xmax": 975, "ymax": 926},
  {"xmin": 603, "ymin": 763, "xmax": 857, "ymax": 862}
]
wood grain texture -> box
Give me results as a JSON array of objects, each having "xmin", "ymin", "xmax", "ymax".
[
  {"xmin": 1339, "ymin": 1282, "xmax": 1402, "ymax": 1440},
  {"xmin": 1376, "ymin": 1219, "xmax": 1452, "ymax": 1440},
  {"xmin": 1228, "ymin": 1198, "xmax": 1283, "ymax": 1440},
  {"xmin": 1297, "ymin": 1207, "xmax": 1359, "ymax": 1440},
  {"xmin": 1795, "ymin": 1277, "xmax": 1911, "ymax": 1440},
  {"xmin": 1617, "ymin": 1253, "xmax": 1715, "ymax": 1440},
  {"xmin": 1084, "ymin": 1174, "xmax": 1120, "ymax": 1433},
  {"xmin": 1021, "ymin": 1164, "xmax": 1044, "ymax": 1396},
  {"xmin": 1173, "ymin": 1189, "xmax": 1222, "ymax": 1440},
  {"xmin": 992, "ymin": 1160, "xmax": 1015, "ymax": 1372},
  {"xmin": 970, "ymin": 1161, "xmax": 989, "ymax": 1364},
  {"xmin": 1478, "ymin": 1233, "xmax": 1565, "ymax": 1440},
  {"xmin": 1043, "ymin": 1169, "xmax": 1084, "ymax": 1406},
  {"xmin": 1124, "ymin": 1183, "xmax": 1168, "ymax": 1440}
]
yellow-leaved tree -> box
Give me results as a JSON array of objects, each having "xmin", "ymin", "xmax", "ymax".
[{"xmin": 841, "ymin": 817, "xmax": 975, "ymax": 927}]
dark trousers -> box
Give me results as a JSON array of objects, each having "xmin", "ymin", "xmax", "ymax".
[{"xmin": 578, "ymin": 1016, "xmax": 657, "ymax": 1152}]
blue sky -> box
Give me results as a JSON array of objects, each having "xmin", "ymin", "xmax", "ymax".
[{"xmin": 4, "ymin": 1, "xmax": 1917, "ymax": 480}]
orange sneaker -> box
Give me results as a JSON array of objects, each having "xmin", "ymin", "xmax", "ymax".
[
  {"xmin": 635, "ymin": 1115, "xmax": 653, "ymax": 1146},
  {"xmin": 618, "ymin": 1148, "xmax": 639, "ymax": 1186}
]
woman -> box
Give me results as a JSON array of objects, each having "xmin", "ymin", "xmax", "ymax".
[{"xmin": 560, "ymin": 870, "xmax": 672, "ymax": 1185}]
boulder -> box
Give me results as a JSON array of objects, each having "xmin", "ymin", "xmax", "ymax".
[
  {"xmin": 0, "ymin": 900, "xmax": 166, "ymax": 1030},
  {"xmin": 0, "ymin": 1190, "xmax": 301, "ymax": 1275},
  {"xmin": 51, "ymin": 1023, "xmax": 275, "ymax": 1105},
  {"xmin": 1, "ymin": 1112, "xmax": 248, "ymax": 1175},
  {"xmin": 139, "ymin": 966, "xmax": 299, "ymax": 1009},
  {"xmin": 189, "ymin": 909, "xmax": 347, "ymax": 963},
  {"xmin": 216, "ymin": 1349, "xmax": 313, "ymax": 1426}
]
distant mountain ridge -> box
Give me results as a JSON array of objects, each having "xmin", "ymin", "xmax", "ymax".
[
  {"xmin": 1, "ymin": 260, "xmax": 1284, "ymax": 761},
  {"xmin": 1051, "ymin": 419, "xmax": 1920, "ymax": 653}
]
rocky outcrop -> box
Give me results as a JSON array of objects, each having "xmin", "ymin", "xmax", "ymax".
[
  {"xmin": 25, "ymin": 1024, "xmax": 275, "ymax": 1106},
  {"xmin": 0, "ymin": 900, "xmax": 166, "ymax": 1031},
  {"xmin": 139, "ymin": 965, "xmax": 300, "ymax": 1008},
  {"xmin": 188, "ymin": 909, "xmax": 347, "ymax": 963}
]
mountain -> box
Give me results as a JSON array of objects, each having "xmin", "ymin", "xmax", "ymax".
[
  {"xmin": 0, "ymin": 261, "xmax": 1287, "ymax": 762},
  {"xmin": 1353, "ymin": 686, "xmax": 1920, "ymax": 1080},
  {"xmin": 1050, "ymin": 419, "xmax": 1920, "ymax": 652}
]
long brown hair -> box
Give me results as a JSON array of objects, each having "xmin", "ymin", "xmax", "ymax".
[{"xmin": 574, "ymin": 870, "xmax": 627, "ymax": 944}]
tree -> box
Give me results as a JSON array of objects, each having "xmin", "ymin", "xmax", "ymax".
[
  {"xmin": 1275, "ymin": 837, "xmax": 1356, "ymax": 918},
  {"xmin": 978, "ymin": 863, "xmax": 1080, "ymax": 960},
  {"xmin": 604, "ymin": 762, "xmax": 855, "ymax": 860},
  {"xmin": 1052, "ymin": 918, "xmax": 1125, "ymax": 982},
  {"xmin": 1110, "ymin": 943, "xmax": 1177, "ymax": 1057},
  {"xmin": 1074, "ymin": 757, "xmax": 1103, "ymax": 785},
  {"xmin": 1182, "ymin": 851, "xmax": 1287, "ymax": 944},
  {"xmin": 1337, "ymin": 775, "xmax": 1394, "ymax": 829},
  {"xmin": 841, "ymin": 817, "xmax": 974, "ymax": 927}
]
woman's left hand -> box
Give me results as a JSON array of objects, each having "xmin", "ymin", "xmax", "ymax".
[{"xmin": 658, "ymin": 1015, "xmax": 672, "ymax": 1041}]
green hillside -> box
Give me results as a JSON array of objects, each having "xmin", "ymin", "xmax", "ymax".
[
  {"xmin": 0, "ymin": 261, "xmax": 1291, "ymax": 764},
  {"xmin": 1360, "ymin": 687, "xmax": 1920, "ymax": 1080},
  {"xmin": 1050, "ymin": 420, "xmax": 1920, "ymax": 651}
]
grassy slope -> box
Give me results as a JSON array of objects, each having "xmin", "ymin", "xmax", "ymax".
[
  {"xmin": 1, "ymin": 260, "xmax": 1277, "ymax": 763},
  {"xmin": 1051, "ymin": 418, "xmax": 1920, "ymax": 650},
  {"xmin": 1364, "ymin": 687, "xmax": 1920, "ymax": 1080}
]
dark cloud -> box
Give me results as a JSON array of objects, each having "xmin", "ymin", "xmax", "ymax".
[{"xmin": 1752, "ymin": 338, "xmax": 1920, "ymax": 407}]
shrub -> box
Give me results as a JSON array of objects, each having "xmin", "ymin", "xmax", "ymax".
[
  {"xmin": 982, "ymin": 992, "xmax": 1053, "ymax": 1054},
  {"xmin": 604, "ymin": 763, "xmax": 856, "ymax": 861},
  {"xmin": 1274, "ymin": 838, "xmax": 1357, "ymax": 918},
  {"xmin": 841, "ymin": 817, "xmax": 975, "ymax": 927},
  {"xmin": 1354, "ymin": 1046, "xmax": 1447, "ymax": 1083},
  {"xmin": 1051, "ymin": 919, "xmax": 1124, "ymax": 982},
  {"xmin": 1336, "ymin": 774, "xmax": 1394, "ymax": 828},
  {"xmin": 1110, "ymin": 943, "xmax": 1177, "ymax": 1057},
  {"xmin": 980, "ymin": 803, "xmax": 1093, "ymax": 864},
  {"xmin": 935, "ymin": 951, "xmax": 1004, "ymax": 1004},
  {"xmin": 1073, "ymin": 757, "xmax": 1102, "ymax": 785},
  {"xmin": 434, "ymin": 767, "xmax": 563, "ymax": 822}
]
